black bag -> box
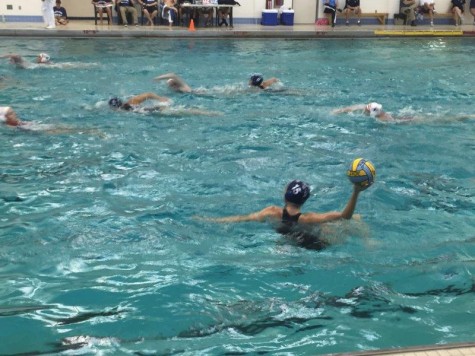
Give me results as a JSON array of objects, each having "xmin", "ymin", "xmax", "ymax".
[{"xmin": 218, "ymin": 0, "xmax": 241, "ymax": 5}]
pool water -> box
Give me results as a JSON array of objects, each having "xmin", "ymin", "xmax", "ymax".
[{"xmin": 0, "ymin": 37, "xmax": 474, "ymax": 355}]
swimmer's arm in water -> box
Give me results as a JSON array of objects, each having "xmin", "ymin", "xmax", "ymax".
[
  {"xmin": 261, "ymin": 78, "xmax": 279, "ymax": 89},
  {"xmin": 375, "ymin": 111, "xmax": 394, "ymax": 122},
  {"xmin": 1, "ymin": 54, "xmax": 28, "ymax": 68},
  {"xmin": 331, "ymin": 104, "xmax": 367, "ymax": 115},
  {"xmin": 298, "ymin": 186, "xmax": 362, "ymax": 224},
  {"xmin": 199, "ymin": 205, "xmax": 282, "ymax": 223},
  {"xmin": 127, "ymin": 92, "xmax": 170, "ymax": 105},
  {"xmin": 154, "ymin": 72, "xmax": 181, "ymax": 82},
  {"xmin": 154, "ymin": 73, "xmax": 192, "ymax": 93}
]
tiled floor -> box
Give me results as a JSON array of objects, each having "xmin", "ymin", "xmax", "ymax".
[
  {"xmin": 1, "ymin": 19, "xmax": 474, "ymax": 356},
  {"xmin": 0, "ymin": 20, "xmax": 475, "ymax": 38},
  {"xmin": 333, "ymin": 342, "xmax": 475, "ymax": 356}
]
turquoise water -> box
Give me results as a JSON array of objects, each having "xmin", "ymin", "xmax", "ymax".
[{"xmin": 0, "ymin": 37, "xmax": 474, "ymax": 355}]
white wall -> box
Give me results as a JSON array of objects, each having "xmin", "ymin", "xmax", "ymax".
[
  {"xmin": 0, "ymin": 0, "xmax": 462, "ymax": 23},
  {"xmin": 2, "ymin": 0, "xmax": 41, "ymax": 16}
]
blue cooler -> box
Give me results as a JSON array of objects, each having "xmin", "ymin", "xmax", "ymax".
[
  {"xmin": 280, "ymin": 9, "xmax": 294, "ymax": 26},
  {"xmin": 261, "ymin": 9, "xmax": 278, "ymax": 26}
]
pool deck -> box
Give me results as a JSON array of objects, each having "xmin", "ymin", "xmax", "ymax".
[
  {"xmin": 333, "ymin": 342, "xmax": 475, "ymax": 356},
  {"xmin": 1, "ymin": 20, "xmax": 475, "ymax": 39},
  {"xmin": 1, "ymin": 19, "xmax": 475, "ymax": 356}
]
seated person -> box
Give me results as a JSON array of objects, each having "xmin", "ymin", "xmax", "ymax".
[
  {"xmin": 201, "ymin": 7, "xmax": 214, "ymax": 27},
  {"xmin": 139, "ymin": 0, "xmax": 158, "ymax": 25},
  {"xmin": 175, "ymin": 0, "xmax": 187, "ymax": 25},
  {"xmin": 323, "ymin": 0, "xmax": 339, "ymax": 27},
  {"xmin": 114, "ymin": 0, "xmax": 139, "ymax": 26},
  {"xmin": 344, "ymin": 0, "xmax": 361, "ymax": 25},
  {"xmin": 419, "ymin": 0, "xmax": 435, "ymax": 26},
  {"xmin": 450, "ymin": 0, "xmax": 466, "ymax": 26},
  {"xmin": 400, "ymin": 0, "xmax": 418, "ymax": 26},
  {"xmin": 92, "ymin": 0, "xmax": 113, "ymax": 25},
  {"xmin": 162, "ymin": 0, "xmax": 178, "ymax": 27},
  {"xmin": 249, "ymin": 74, "xmax": 279, "ymax": 90},
  {"xmin": 53, "ymin": 0, "xmax": 68, "ymax": 25},
  {"xmin": 218, "ymin": 7, "xmax": 230, "ymax": 27}
]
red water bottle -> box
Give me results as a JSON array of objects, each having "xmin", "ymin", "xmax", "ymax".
[{"xmin": 266, "ymin": 0, "xmax": 272, "ymax": 9}]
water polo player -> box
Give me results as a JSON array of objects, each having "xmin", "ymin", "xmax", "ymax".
[
  {"xmin": 249, "ymin": 73, "xmax": 280, "ymax": 90},
  {"xmin": 200, "ymin": 179, "xmax": 367, "ymax": 250}
]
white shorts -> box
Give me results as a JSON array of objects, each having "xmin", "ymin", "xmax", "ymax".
[{"xmin": 420, "ymin": 0, "xmax": 434, "ymax": 6}]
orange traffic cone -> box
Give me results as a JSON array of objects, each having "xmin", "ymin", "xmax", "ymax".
[{"xmin": 188, "ymin": 19, "xmax": 195, "ymax": 32}]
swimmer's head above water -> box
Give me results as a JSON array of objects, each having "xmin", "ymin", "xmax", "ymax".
[
  {"xmin": 37, "ymin": 53, "xmax": 51, "ymax": 64},
  {"xmin": 365, "ymin": 102, "xmax": 383, "ymax": 118},
  {"xmin": 249, "ymin": 74, "xmax": 264, "ymax": 88},
  {"xmin": 108, "ymin": 97, "xmax": 133, "ymax": 111},
  {"xmin": 0, "ymin": 106, "xmax": 21, "ymax": 126},
  {"xmin": 0, "ymin": 106, "xmax": 11, "ymax": 123},
  {"xmin": 284, "ymin": 180, "xmax": 311, "ymax": 206}
]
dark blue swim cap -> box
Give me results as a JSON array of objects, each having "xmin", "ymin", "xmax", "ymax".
[
  {"xmin": 109, "ymin": 97, "xmax": 123, "ymax": 108},
  {"xmin": 250, "ymin": 74, "xmax": 264, "ymax": 87},
  {"xmin": 285, "ymin": 180, "xmax": 310, "ymax": 205}
]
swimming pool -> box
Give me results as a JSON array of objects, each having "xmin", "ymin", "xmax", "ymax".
[{"xmin": 0, "ymin": 37, "xmax": 474, "ymax": 354}]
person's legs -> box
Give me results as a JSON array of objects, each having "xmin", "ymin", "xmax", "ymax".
[
  {"xmin": 144, "ymin": 8, "xmax": 152, "ymax": 25},
  {"xmin": 97, "ymin": 8, "xmax": 105, "ymax": 25},
  {"xmin": 401, "ymin": 3, "xmax": 417, "ymax": 24},
  {"xmin": 452, "ymin": 6, "xmax": 463, "ymax": 25},
  {"xmin": 355, "ymin": 6, "xmax": 361, "ymax": 24},
  {"xmin": 323, "ymin": 8, "xmax": 336, "ymax": 26},
  {"xmin": 344, "ymin": 8, "xmax": 350, "ymax": 23},
  {"xmin": 150, "ymin": 8, "xmax": 158, "ymax": 24},
  {"xmin": 106, "ymin": 6, "xmax": 112, "ymax": 24},
  {"xmin": 130, "ymin": 6, "xmax": 138, "ymax": 25},
  {"xmin": 42, "ymin": 0, "xmax": 55, "ymax": 28},
  {"xmin": 426, "ymin": 3, "xmax": 434, "ymax": 24},
  {"xmin": 119, "ymin": 6, "xmax": 128, "ymax": 25}
]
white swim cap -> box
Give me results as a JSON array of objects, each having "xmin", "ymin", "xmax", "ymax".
[
  {"xmin": 367, "ymin": 102, "xmax": 383, "ymax": 117},
  {"xmin": 38, "ymin": 53, "xmax": 50, "ymax": 63},
  {"xmin": 0, "ymin": 106, "xmax": 12, "ymax": 123}
]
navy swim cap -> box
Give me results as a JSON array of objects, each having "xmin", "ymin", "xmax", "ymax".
[
  {"xmin": 285, "ymin": 180, "xmax": 310, "ymax": 205},
  {"xmin": 109, "ymin": 97, "xmax": 123, "ymax": 108},
  {"xmin": 250, "ymin": 74, "xmax": 264, "ymax": 87}
]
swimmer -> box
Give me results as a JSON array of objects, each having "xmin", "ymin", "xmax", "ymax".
[
  {"xmin": 332, "ymin": 102, "xmax": 394, "ymax": 121},
  {"xmin": 2, "ymin": 53, "xmax": 97, "ymax": 69},
  {"xmin": 199, "ymin": 180, "xmax": 367, "ymax": 250},
  {"xmin": 0, "ymin": 106, "xmax": 24, "ymax": 126},
  {"xmin": 249, "ymin": 73, "xmax": 280, "ymax": 90},
  {"xmin": 108, "ymin": 92, "xmax": 171, "ymax": 111},
  {"xmin": 154, "ymin": 73, "xmax": 193, "ymax": 93},
  {"xmin": 333, "ymin": 103, "xmax": 475, "ymax": 124},
  {"xmin": 1, "ymin": 53, "xmax": 51, "ymax": 69},
  {"xmin": 0, "ymin": 106, "xmax": 103, "ymax": 135},
  {"xmin": 108, "ymin": 92, "xmax": 222, "ymax": 116}
]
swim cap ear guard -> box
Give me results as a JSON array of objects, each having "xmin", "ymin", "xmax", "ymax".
[
  {"xmin": 108, "ymin": 97, "xmax": 123, "ymax": 108},
  {"xmin": 250, "ymin": 74, "xmax": 264, "ymax": 87},
  {"xmin": 38, "ymin": 53, "xmax": 50, "ymax": 63},
  {"xmin": 285, "ymin": 180, "xmax": 311, "ymax": 206},
  {"xmin": 367, "ymin": 102, "xmax": 383, "ymax": 117},
  {"xmin": 0, "ymin": 106, "xmax": 11, "ymax": 123}
]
